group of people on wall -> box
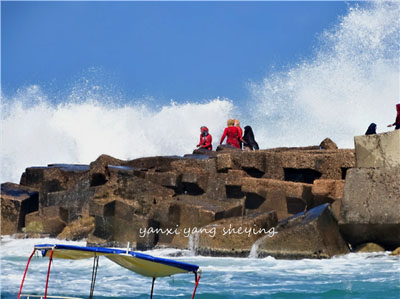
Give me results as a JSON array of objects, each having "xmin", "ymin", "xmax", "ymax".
[
  {"xmin": 196, "ymin": 119, "xmax": 259, "ymax": 151},
  {"xmin": 365, "ymin": 104, "xmax": 400, "ymax": 135}
]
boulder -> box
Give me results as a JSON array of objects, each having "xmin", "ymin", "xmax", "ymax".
[
  {"xmin": 319, "ymin": 138, "xmax": 338, "ymax": 150},
  {"xmin": 195, "ymin": 211, "xmax": 278, "ymax": 257},
  {"xmin": 390, "ymin": 247, "xmax": 400, "ymax": 256},
  {"xmin": 25, "ymin": 206, "xmax": 68, "ymax": 236},
  {"xmin": 240, "ymin": 178, "xmax": 312, "ymax": 220},
  {"xmin": 46, "ymin": 181, "xmax": 95, "ymax": 222},
  {"xmin": 89, "ymin": 154, "xmax": 125, "ymax": 186},
  {"xmin": 20, "ymin": 164, "xmax": 89, "ymax": 207},
  {"xmin": 1, "ymin": 183, "xmax": 39, "ymax": 235},
  {"xmin": 57, "ymin": 216, "xmax": 95, "ymax": 240},
  {"xmin": 263, "ymin": 149, "xmax": 355, "ymax": 182},
  {"xmin": 312, "ymin": 179, "xmax": 344, "ymax": 218},
  {"xmin": 256, "ymin": 204, "xmax": 350, "ymax": 259},
  {"xmin": 153, "ymin": 196, "xmax": 244, "ymax": 248},
  {"xmin": 354, "ymin": 130, "xmax": 400, "ymax": 168},
  {"xmin": 354, "ymin": 243, "xmax": 385, "ymax": 253},
  {"xmin": 339, "ymin": 167, "xmax": 400, "ymax": 249},
  {"xmin": 92, "ymin": 214, "xmax": 158, "ymax": 249}
]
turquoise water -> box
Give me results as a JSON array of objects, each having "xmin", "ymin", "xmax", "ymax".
[{"xmin": 1, "ymin": 237, "xmax": 399, "ymax": 298}]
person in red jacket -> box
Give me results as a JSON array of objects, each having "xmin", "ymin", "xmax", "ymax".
[
  {"xmin": 234, "ymin": 119, "xmax": 243, "ymax": 149},
  {"xmin": 387, "ymin": 104, "xmax": 400, "ymax": 130},
  {"xmin": 197, "ymin": 126, "xmax": 212, "ymax": 150},
  {"xmin": 220, "ymin": 119, "xmax": 241, "ymax": 148}
]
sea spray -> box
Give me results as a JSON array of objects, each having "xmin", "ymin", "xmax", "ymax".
[
  {"xmin": 249, "ymin": 1, "xmax": 400, "ymax": 149},
  {"xmin": 0, "ymin": 88, "xmax": 234, "ymax": 183}
]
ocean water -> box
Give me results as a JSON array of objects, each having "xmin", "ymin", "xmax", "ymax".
[
  {"xmin": 0, "ymin": 237, "xmax": 399, "ymax": 299},
  {"xmin": 1, "ymin": 2, "xmax": 400, "ymax": 298},
  {"xmin": 1, "ymin": 1, "xmax": 399, "ymax": 184}
]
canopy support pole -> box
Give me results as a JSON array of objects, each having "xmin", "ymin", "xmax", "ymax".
[
  {"xmin": 150, "ymin": 277, "xmax": 156, "ymax": 299},
  {"xmin": 44, "ymin": 249, "xmax": 54, "ymax": 299},
  {"xmin": 17, "ymin": 249, "xmax": 36, "ymax": 299},
  {"xmin": 89, "ymin": 255, "xmax": 99, "ymax": 299},
  {"xmin": 191, "ymin": 271, "xmax": 201, "ymax": 299}
]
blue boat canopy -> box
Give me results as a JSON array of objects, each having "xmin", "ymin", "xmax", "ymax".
[{"xmin": 35, "ymin": 244, "xmax": 200, "ymax": 278}]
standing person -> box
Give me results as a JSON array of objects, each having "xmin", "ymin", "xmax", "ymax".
[
  {"xmin": 234, "ymin": 119, "xmax": 243, "ymax": 149},
  {"xmin": 365, "ymin": 123, "xmax": 377, "ymax": 135},
  {"xmin": 220, "ymin": 119, "xmax": 241, "ymax": 149},
  {"xmin": 387, "ymin": 104, "xmax": 400, "ymax": 130},
  {"xmin": 242, "ymin": 126, "xmax": 259, "ymax": 150},
  {"xmin": 197, "ymin": 126, "xmax": 212, "ymax": 150}
]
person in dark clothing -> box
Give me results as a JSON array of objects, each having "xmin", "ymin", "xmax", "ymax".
[
  {"xmin": 387, "ymin": 104, "xmax": 400, "ymax": 130},
  {"xmin": 197, "ymin": 126, "xmax": 212, "ymax": 150},
  {"xmin": 365, "ymin": 123, "xmax": 377, "ymax": 135},
  {"xmin": 242, "ymin": 126, "xmax": 259, "ymax": 150}
]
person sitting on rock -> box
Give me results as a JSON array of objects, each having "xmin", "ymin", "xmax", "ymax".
[
  {"xmin": 365, "ymin": 123, "xmax": 377, "ymax": 135},
  {"xmin": 233, "ymin": 119, "xmax": 243, "ymax": 149},
  {"xmin": 220, "ymin": 119, "xmax": 241, "ymax": 149},
  {"xmin": 243, "ymin": 126, "xmax": 259, "ymax": 150},
  {"xmin": 387, "ymin": 104, "xmax": 400, "ymax": 130},
  {"xmin": 196, "ymin": 126, "xmax": 212, "ymax": 150}
]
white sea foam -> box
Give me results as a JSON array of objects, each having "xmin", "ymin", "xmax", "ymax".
[
  {"xmin": 249, "ymin": 1, "xmax": 400, "ymax": 149},
  {"xmin": 0, "ymin": 87, "xmax": 233, "ymax": 183},
  {"xmin": 1, "ymin": 237, "xmax": 399, "ymax": 298}
]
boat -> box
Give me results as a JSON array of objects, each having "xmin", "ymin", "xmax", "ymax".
[{"xmin": 18, "ymin": 244, "xmax": 201, "ymax": 299}]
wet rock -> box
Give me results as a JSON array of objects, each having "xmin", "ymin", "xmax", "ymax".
[
  {"xmin": 92, "ymin": 214, "xmax": 158, "ymax": 249},
  {"xmin": 195, "ymin": 211, "xmax": 278, "ymax": 257},
  {"xmin": 354, "ymin": 130, "xmax": 400, "ymax": 168},
  {"xmin": 354, "ymin": 243, "xmax": 385, "ymax": 253},
  {"xmin": 25, "ymin": 206, "xmax": 68, "ymax": 236},
  {"xmin": 153, "ymin": 196, "xmax": 244, "ymax": 249},
  {"xmin": 390, "ymin": 247, "xmax": 400, "ymax": 256},
  {"xmin": 339, "ymin": 167, "xmax": 400, "ymax": 250},
  {"xmin": 1, "ymin": 183, "xmax": 39, "ymax": 235},
  {"xmin": 256, "ymin": 204, "xmax": 350, "ymax": 259},
  {"xmin": 57, "ymin": 216, "xmax": 95, "ymax": 240}
]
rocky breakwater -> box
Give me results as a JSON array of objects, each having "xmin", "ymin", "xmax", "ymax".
[
  {"xmin": 339, "ymin": 130, "xmax": 400, "ymax": 251},
  {"xmin": 2, "ymin": 138, "xmax": 357, "ymax": 258}
]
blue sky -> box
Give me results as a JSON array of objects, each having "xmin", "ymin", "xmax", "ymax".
[{"xmin": 2, "ymin": 1, "xmax": 355, "ymax": 104}]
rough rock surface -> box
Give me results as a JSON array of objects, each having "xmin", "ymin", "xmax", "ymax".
[
  {"xmin": 57, "ymin": 216, "xmax": 95, "ymax": 240},
  {"xmin": 25, "ymin": 206, "xmax": 68, "ymax": 236},
  {"xmin": 354, "ymin": 130, "xmax": 400, "ymax": 168},
  {"xmin": 1, "ymin": 140, "xmax": 364, "ymax": 258},
  {"xmin": 195, "ymin": 211, "xmax": 278, "ymax": 257},
  {"xmin": 354, "ymin": 243, "xmax": 385, "ymax": 253},
  {"xmin": 256, "ymin": 204, "xmax": 350, "ymax": 259},
  {"xmin": 339, "ymin": 167, "xmax": 400, "ymax": 249},
  {"xmin": 1, "ymin": 183, "xmax": 39, "ymax": 234},
  {"xmin": 311, "ymin": 179, "xmax": 344, "ymax": 218}
]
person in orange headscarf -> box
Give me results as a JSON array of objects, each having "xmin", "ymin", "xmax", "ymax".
[
  {"xmin": 233, "ymin": 119, "xmax": 243, "ymax": 149},
  {"xmin": 387, "ymin": 104, "xmax": 400, "ymax": 130},
  {"xmin": 220, "ymin": 119, "xmax": 241, "ymax": 149},
  {"xmin": 196, "ymin": 126, "xmax": 212, "ymax": 150}
]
